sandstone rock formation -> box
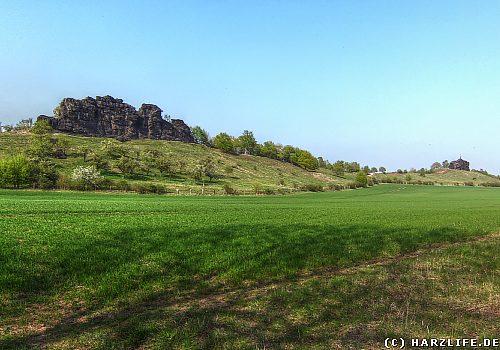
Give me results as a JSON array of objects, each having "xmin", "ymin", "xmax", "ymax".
[{"xmin": 37, "ymin": 96, "xmax": 194, "ymax": 142}]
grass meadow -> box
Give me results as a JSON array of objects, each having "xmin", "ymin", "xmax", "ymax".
[{"xmin": 0, "ymin": 185, "xmax": 499, "ymax": 349}]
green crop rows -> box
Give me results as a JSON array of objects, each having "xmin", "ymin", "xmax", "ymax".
[{"xmin": 1, "ymin": 185, "xmax": 499, "ymax": 349}]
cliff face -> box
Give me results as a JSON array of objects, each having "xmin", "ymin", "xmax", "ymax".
[{"xmin": 37, "ymin": 96, "xmax": 194, "ymax": 142}]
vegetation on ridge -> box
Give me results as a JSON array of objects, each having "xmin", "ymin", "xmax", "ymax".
[{"xmin": 0, "ymin": 119, "xmax": 499, "ymax": 193}]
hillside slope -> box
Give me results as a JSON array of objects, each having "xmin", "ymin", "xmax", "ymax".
[
  {"xmin": 1, "ymin": 132, "xmax": 498, "ymax": 193},
  {"xmin": 0, "ymin": 133, "xmax": 348, "ymax": 194},
  {"xmin": 373, "ymin": 169, "xmax": 499, "ymax": 186}
]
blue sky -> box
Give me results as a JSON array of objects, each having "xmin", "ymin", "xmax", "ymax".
[{"xmin": 1, "ymin": 0, "xmax": 499, "ymax": 173}]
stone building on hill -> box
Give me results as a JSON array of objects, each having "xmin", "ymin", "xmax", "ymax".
[{"xmin": 449, "ymin": 157, "xmax": 470, "ymax": 171}]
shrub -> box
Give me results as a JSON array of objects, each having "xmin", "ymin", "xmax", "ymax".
[
  {"xmin": 327, "ymin": 183, "xmax": 343, "ymax": 191},
  {"xmin": 97, "ymin": 177, "xmax": 113, "ymax": 191},
  {"xmin": 480, "ymin": 182, "xmax": 500, "ymax": 187},
  {"xmin": 71, "ymin": 165, "xmax": 102, "ymax": 190},
  {"xmin": 355, "ymin": 171, "xmax": 368, "ymax": 187},
  {"xmin": 223, "ymin": 184, "xmax": 237, "ymax": 195},
  {"xmin": 115, "ymin": 179, "xmax": 130, "ymax": 191},
  {"xmin": 301, "ymin": 184, "xmax": 324, "ymax": 192},
  {"xmin": 33, "ymin": 160, "xmax": 58, "ymax": 189},
  {"xmin": 263, "ymin": 188, "xmax": 275, "ymax": 195},
  {"xmin": 347, "ymin": 182, "xmax": 360, "ymax": 189},
  {"xmin": 56, "ymin": 174, "xmax": 71, "ymax": 190}
]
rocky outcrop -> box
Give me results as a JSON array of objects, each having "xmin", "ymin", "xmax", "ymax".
[{"xmin": 37, "ymin": 96, "xmax": 194, "ymax": 142}]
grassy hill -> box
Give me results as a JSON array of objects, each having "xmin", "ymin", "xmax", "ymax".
[
  {"xmin": 373, "ymin": 168, "xmax": 500, "ymax": 186},
  {"xmin": 1, "ymin": 132, "xmax": 498, "ymax": 193},
  {"xmin": 0, "ymin": 133, "xmax": 350, "ymax": 194}
]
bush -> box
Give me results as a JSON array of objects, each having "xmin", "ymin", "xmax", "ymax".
[
  {"xmin": 347, "ymin": 182, "xmax": 360, "ymax": 189},
  {"xmin": 130, "ymin": 183, "xmax": 168, "ymax": 194},
  {"xmin": 327, "ymin": 183, "xmax": 343, "ymax": 191},
  {"xmin": 252, "ymin": 183, "xmax": 263, "ymax": 195},
  {"xmin": 480, "ymin": 182, "xmax": 500, "ymax": 187},
  {"xmin": 263, "ymin": 188, "xmax": 275, "ymax": 195},
  {"xmin": 33, "ymin": 160, "xmax": 58, "ymax": 189},
  {"xmin": 56, "ymin": 174, "xmax": 71, "ymax": 190},
  {"xmin": 114, "ymin": 179, "xmax": 130, "ymax": 191},
  {"xmin": 223, "ymin": 184, "xmax": 237, "ymax": 195},
  {"xmin": 355, "ymin": 171, "xmax": 368, "ymax": 187},
  {"xmin": 301, "ymin": 184, "xmax": 324, "ymax": 192},
  {"xmin": 71, "ymin": 165, "xmax": 102, "ymax": 190}
]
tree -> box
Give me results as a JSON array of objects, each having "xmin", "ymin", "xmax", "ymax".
[
  {"xmin": 141, "ymin": 150, "xmax": 160, "ymax": 176},
  {"xmin": 362, "ymin": 166, "xmax": 370, "ymax": 174},
  {"xmin": 379, "ymin": 166, "xmax": 387, "ymax": 173},
  {"xmin": 317, "ymin": 157, "xmax": 327, "ymax": 168},
  {"xmin": 116, "ymin": 156, "xmax": 138, "ymax": 175},
  {"xmin": 370, "ymin": 167, "xmax": 378, "ymax": 173},
  {"xmin": 442, "ymin": 160, "xmax": 449, "ymax": 168},
  {"xmin": 431, "ymin": 162, "xmax": 442, "ymax": 171},
  {"xmin": 100, "ymin": 139, "xmax": 127, "ymax": 159},
  {"xmin": 0, "ymin": 155, "xmax": 33, "ymax": 188},
  {"xmin": 348, "ymin": 162, "xmax": 361, "ymax": 173},
  {"xmin": 355, "ymin": 171, "xmax": 368, "ymax": 187},
  {"xmin": 71, "ymin": 165, "xmax": 102, "ymax": 190},
  {"xmin": 199, "ymin": 157, "xmax": 216, "ymax": 182},
  {"xmin": 332, "ymin": 161, "xmax": 345, "ymax": 176},
  {"xmin": 31, "ymin": 119, "xmax": 52, "ymax": 135},
  {"xmin": 88, "ymin": 152, "xmax": 109, "ymax": 171},
  {"xmin": 212, "ymin": 132, "xmax": 235, "ymax": 153},
  {"xmin": 77, "ymin": 145, "xmax": 92, "ymax": 162},
  {"xmin": 405, "ymin": 174, "xmax": 412, "ymax": 182},
  {"xmin": 295, "ymin": 150, "xmax": 318, "ymax": 171},
  {"xmin": 193, "ymin": 158, "xmax": 216, "ymax": 184},
  {"xmin": 54, "ymin": 137, "xmax": 70, "ymax": 158},
  {"xmin": 4, "ymin": 125, "xmax": 14, "ymax": 132},
  {"xmin": 158, "ymin": 156, "xmax": 173, "ymax": 176},
  {"xmin": 280, "ymin": 145, "xmax": 297, "ymax": 163},
  {"xmin": 177, "ymin": 159, "xmax": 187, "ymax": 174},
  {"xmin": 34, "ymin": 159, "xmax": 58, "ymax": 189},
  {"xmin": 26, "ymin": 119, "xmax": 53, "ymax": 160},
  {"xmin": 14, "ymin": 118, "xmax": 33, "ymax": 131},
  {"xmin": 237, "ymin": 130, "xmax": 257, "ymax": 155},
  {"xmin": 191, "ymin": 126, "xmax": 211, "ymax": 146},
  {"xmin": 260, "ymin": 141, "xmax": 278, "ymax": 159}
]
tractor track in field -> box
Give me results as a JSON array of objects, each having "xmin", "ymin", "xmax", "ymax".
[
  {"xmin": 2, "ymin": 231, "xmax": 499, "ymax": 349},
  {"xmin": 166, "ymin": 231, "xmax": 500, "ymax": 312}
]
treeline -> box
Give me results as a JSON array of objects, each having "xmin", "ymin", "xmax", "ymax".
[
  {"xmin": 0, "ymin": 119, "xmax": 386, "ymax": 193},
  {"xmin": 192, "ymin": 127, "xmax": 320, "ymax": 171},
  {"xmin": 191, "ymin": 126, "xmax": 385, "ymax": 175}
]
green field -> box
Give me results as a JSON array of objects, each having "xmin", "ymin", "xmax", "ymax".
[{"xmin": 1, "ymin": 185, "xmax": 499, "ymax": 349}]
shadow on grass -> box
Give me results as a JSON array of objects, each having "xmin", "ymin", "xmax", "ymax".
[
  {"xmin": 123, "ymin": 174, "xmax": 151, "ymax": 181},
  {"xmin": 0, "ymin": 223, "xmax": 494, "ymax": 349}
]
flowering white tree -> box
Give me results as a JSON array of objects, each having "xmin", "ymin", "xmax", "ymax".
[{"xmin": 71, "ymin": 165, "xmax": 102, "ymax": 190}]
